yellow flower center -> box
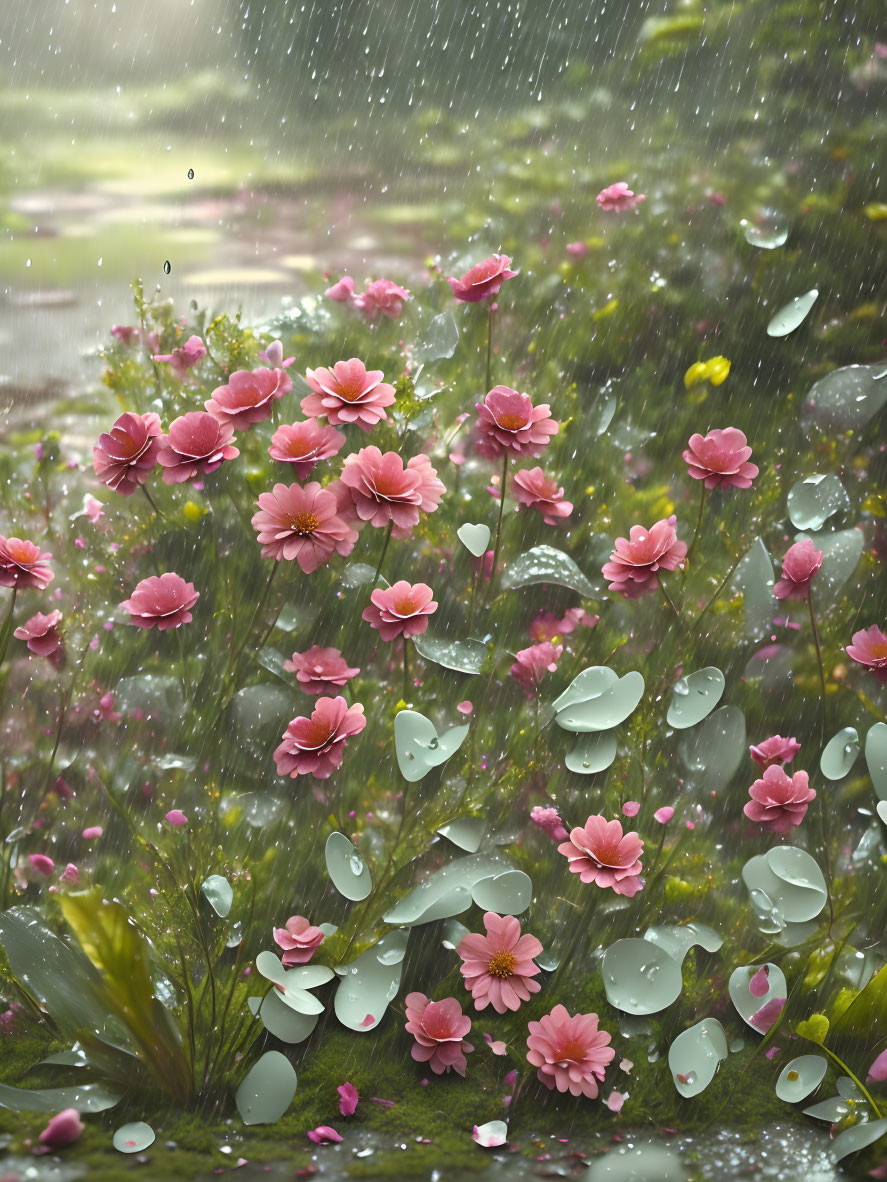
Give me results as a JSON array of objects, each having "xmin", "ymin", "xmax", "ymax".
[
  {"xmin": 487, "ymin": 950, "xmax": 517, "ymax": 979},
  {"xmin": 496, "ymin": 413, "xmax": 526, "ymax": 431},
  {"xmin": 289, "ymin": 512, "xmax": 319, "ymax": 536}
]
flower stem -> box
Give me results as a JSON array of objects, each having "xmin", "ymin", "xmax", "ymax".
[
  {"xmin": 141, "ymin": 484, "xmax": 165, "ymax": 519},
  {"xmin": 807, "ymin": 588, "xmax": 828, "ymax": 736},
  {"xmin": 403, "ymin": 638, "xmax": 411, "ymax": 702},
  {"xmin": 686, "ymin": 483, "xmax": 707, "ymax": 568},
  {"xmin": 658, "ymin": 576, "xmax": 682, "ymax": 622},
  {"xmin": 485, "ymin": 301, "xmax": 495, "ymax": 392},
  {"xmin": 693, "ymin": 553, "xmax": 743, "ymax": 629},
  {"xmin": 816, "ymin": 1044, "xmax": 883, "ymax": 1119},
  {"xmin": 0, "ymin": 588, "xmax": 18, "ymax": 670},
  {"xmin": 488, "ymin": 452, "xmax": 509, "ymax": 594},
  {"xmin": 372, "ymin": 522, "xmax": 393, "ymax": 589}
]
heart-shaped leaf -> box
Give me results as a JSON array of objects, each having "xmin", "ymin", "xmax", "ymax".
[
  {"xmin": 668, "ymin": 1018, "xmax": 728, "ymax": 1097},
  {"xmin": 235, "ymin": 1050, "xmax": 297, "ymax": 1125},
  {"xmin": 248, "ymin": 992, "xmax": 318, "ymax": 1044},
  {"xmin": 552, "ymin": 666, "xmax": 617, "ymax": 714},
  {"xmin": 457, "ymin": 522, "xmax": 491, "ymax": 557},
  {"xmin": 555, "ymin": 671, "xmax": 644, "ymax": 732},
  {"xmin": 787, "ymin": 474, "xmax": 851, "ymax": 531},
  {"xmin": 742, "ymin": 847, "xmax": 828, "ymax": 928},
  {"xmin": 201, "ymin": 875, "xmax": 233, "ymax": 918},
  {"xmin": 325, "ymin": 832, "xmax": 372, "ymax": 901},
  {"xmin": 666, "ymin": 667, "xmax": 725, "ymax": 729},
  {"xmin": 728, "ymin": 963, "xmax": 788, "ymax": 1030},
  {"xmin": 564, "ymin": 730, "xmax": 618, "ymax": 774},
  {"xmin": 820, "ymin": 727, "xmax": 860, "ymax": 781},
  {"xmin": 394, "ymin": 709, "xmax": 469, "ymax": 782}
]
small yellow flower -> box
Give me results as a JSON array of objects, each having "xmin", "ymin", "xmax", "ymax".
[
  {"xmin": 684, "ymin": 356, "xmax": 731, "ymax": 389},
  {"xmin": 183, "ymin": 500, "xmax": 203, "ymax": 522}
]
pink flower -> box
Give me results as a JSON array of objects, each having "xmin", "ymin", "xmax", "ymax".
[
  {"xmin": 14, "ymin": 610, "xmax": 63, "ymax": 664},
  {"xmin": 156, "ymin": 412, "xmax": 239, "ymax": 484},
  {"xmin": 749, "ymin": 997, "xmax": 785, "ymax": 1033},
  {"xmin": 274, "ymin": 696, "xmax": 366, "ymax": 780},
  {"xmin": 748, "ymin": 966, "xmax": 770, "ymax": 998},
  {"xmin": 302, "ymin": 359, "xmax": 396, "ymax": 433},
  {"xmin": 773, "ymin": 540, "xmax": 823, "ymax": 601},
  {"xmin": 272, "ymin": 915, "xmax": 326, "ymax": 965},
  {"xmin": 259, "ymin": 341, "xmax": 295, "ymax": 369},
  {"xmin": 557, "ymin": 816, "xmax": 644, "ymax": 897},
  {"xmin": 606, "ymin": 1090, "xmax": 627, "ymax": 1113},
  {"xmin": 404, "ymin": 993, "xmax": 474, "ymax": 1076},
  {"xmin": 81, "ymin": 826, "xmax": 103, "ymax": 840},
  {"xmin": 513, "ymin": 468, "xmax": 573, "ymax": 524},
  {"xmin": 336, "ymin": 447, "xmax": 445, "ymax": 539},
  {"xmin": 530, "ymin": 805, "xmax": 568, "ymax": 842},
  {"xmin": 353, "ymin": 278, "xmax": 410, "ymax": 319},
  {"xmin": 153, "ymin": 334, "xmax": 206, "ymax": 380},
  {"xmin": 362, "ymin": 582, "xmax": 438, "ymax": 642},
  {"xmin": 682, "ymin": 427, "xmax": 759, "ymax": 490},
  {"xmin": 205, "ymin": 367, "xmax": 292, "ymax": 431},
  {"xmin": 268, "ymin": 420, "xmax": 346, "ymax": 481},
  {"xmin": 749, "ymin": 735, "xmax": 801, "ymax": 770},
  {"xmin": 84, "ymin": 495, "xmax": 104, "ymax": 522},
  {"xmin": 743, "ymin": 765, "xmax": 816, "ymax": 834},
  {"xmin": 566, "ymin": 241, "xmax": 589, "ymax": 258},
  {"xmin": 528, "ymin": 608, "xmax": 597, "ymax": 644},
  {"xmin": 28, "ymin": 853, "xmax": 55, "ymax": 876},
  {"xmin": 866, "ymin": 1048, "xmax": 887, "ymax": 1084},
  {"xmin": 653, "ymin": 806, "xmax": 674, "ymax": 824},
  {"xmin": 475, "ymin": 387, "xmax": 558, "ymax": 459},
  {"xmin": 596, "ymin": 182, "xmax": 646, "ymax": 212},
  {"xmin": 110, "ymin": 324, "xmax": 138, "ymax": 344},
  {"xmin": 284, "ymin": 646, "xmax": 359, "ymax": 695},
  {"xmin": 847, "ymin": 625, "xmax": 887, "ymax": 683},
  {"xmin": 307, "ymin": 1126, "xmax": 343, "ymax": 1144},
  {"xmin": 0, "ymin": 535, "xmax": 54, "ymax": 591},
  {"xmin": 325, "ymin": 276, "xmax": 355, "ymax": 303},
  {"xmin": 121, "ymin": 572, "xmax": 199, "ymax": 630},
  {"xmin": 93, "ymin": 411, "xmax": 162, "ymax": 494},
  {"xmin": 457, "ymin": 913, "xmax": 543, "ymax": 1014},
  {"xmin": 60, "ymin": 863, "xmax": 81, "ymax": 885},
  {"xmin": 447, "ymin": 254, "xmax": 517, "ymax": 303},
  {"xmin": 251, "ymin": 482, "xmax": 358, "ymax": 572},
  {"xmin": 601, "ymin": 515, "xmax": 687, "ymax": 599},
  {"xmin": 510, "ymin": 642, "xmax": 563, "ymax": 692},
  {"xmin": 38, "ymin": 1108, "xmax": 84, "ymax": 1148},
  {"xmin": 337, "ymin": 1081, "xmax": 359, "ymax": 1116},
  {"xmin": 482, "ymin": 1033, "xmax": 507, "ymax": 1055},
  {"xmin": 527, "ymin": 1005, "xmax": 615, "ymax": 1098},
  {"xmin": 165, "ymin": 809, "xmax": 188, "ymax": 827}
]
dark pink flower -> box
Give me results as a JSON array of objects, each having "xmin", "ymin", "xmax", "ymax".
[
  {"xmin": 272, "ymin": 915, "xmax": 326, "ymax": 965},
  {"xmin": 110, "ymin": 324, "xmax": 138, "ymax": 344},
  {"xmin": 28, "ymin": 853, "xmax": 55, "ymax": 876},
  {"xmin": 748, "ymin": 966, "xmax": 770, "ymax": 998},
  {"xmin": 682, "ymin": 427, "xmax": 759, "ymax": 490},
  {"xmin": 866, "ymin": 1048, "xmax": 887, "ymax": 1084},
  {"xmin": 120, "ymin": 572, "xmax": 199, "ymax": 630},
  {"xmin": 38, "ymin": 1108, "xmax": 84, "ymax": 1148},
  {"xmin": 268, "ymin": 420, "xmax": 346, "ymax": 480},
  {"xmin": 447, "ymin": 254, "xmax": 517, "ymax": 302},
  {"xmin": 0, "ymin": 536, "xmax": 54, "ymax": 591},
  {"xmin": 749, "ymin": 735, "xmax": 801, "ymax": 770},
  {"xmin": 404, "ymin": 992, "xmax": 473, "ymax": 1076},
  {"xmin": 205, "ymin": 367, "xmax": 292, "ymax": 431},
  {"xmin": 325, "ymin": 276, "xmax": 355, "ymax": 302},
  {"xmin": 284, "ymin": 646, "xmax": 359, "ymax": 695},
  {"xmin": 307, "ymin": 1125, "xmax": 343, "ymax": 1144},
  {"xmin": 513, "ymin": 467, "xmax": 573, "ymax": 524},
  {"xmin": 362, "ymin": 581, "xmax": 437, "ymax": 642},
  {"xmin": 302, "ymin": 359, "xmax": 396, "ymax": 433},
  {"xmin": 596, "ymin": 182, "xmax": 645, "ymax": 212},
  {"xmin": 251, "ymin": 482, "xmax": 358, "ymax": 572},
  {"xmin": 475, "ymin": 387, "xmax": 558, "ymax": 459},
  {"xmin": 156, "ymin": 412, "xmax": 239, "ymax": 484},
  {"xmin": 847, "ymin": 625, "xmax": 887, "ymax": 683},
  {"xmin": 744, "ymin": 765, "xmax": 816, "ymax": 834},
  {"xmin": 773, "ymin": 540, "xmax": 823, "ymax": 601},
  {"xmin": 153, "ymin": 334, "xmax": 206, "ymax": 380},
  {"xmin": 530, "ymin": 805, "xmax": 568, "ymax": 842},
  {"xmin": 510, "ymin": 642, "xmax": 563, "ymax": 692},
  {"xmin": 14, "ymin": 610, "xmax": 63, "ymax": 664},
  {"xmin": 93, "ymin": 411, "xmax": 162, "ymax": 494},
  {"xmin": 353, "ymin": 278, "xmax": 411, "ymax": 319},
  {"xmin": 601, "ymin": 515, "xmax": 687, "ymax": 599},
  {"xmin": 165, "ymin": 809, "xmax": 188, "ymax": 827},
  {"xmin": 527, "ymin": 1005, "xmax": 615, "ymax": 1098},
  {"xmin": 274, "ymin": 696, "xmax": 366, "ymax": 780},
  {"xmin": 749, "ymin": 997, "xmax": 785, "ymax": 1033},
  {"xmin": 456, "ymin": 912, "xmax": 543, "ymax": 1014},
  {"xmin": 337, "ymin": 447, "xmax": 445, "ymax": 539},
  {"xmin": 337, "ymin": 1081, "xmax": 359, "ymax": 1116},
  {"xmin": 557, "ymin": 816, "xmax": 644, "ymax": 897}
]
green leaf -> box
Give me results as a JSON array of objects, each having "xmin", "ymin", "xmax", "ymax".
[
  {"xmin": 796, "ymin": 1013, "xmax": 830, "ymax": 1044},
  {"xmin": 412, "ymin": 633, "xmax": 487, "ymax": 674},
  {"xmin": 235, "ymin": 1051, "xmax": 297, "ymax": 1125},
  {"xmin": 501, "ymin": 545, "xmax": 596, "ymax": 596},
  {"xmin": 0, "ymin": 1080, "xmax": 120, "ymax": 1113},
  {"xmin": 766, "ymin": 288, "xmax": 818, "ymax": 337}
]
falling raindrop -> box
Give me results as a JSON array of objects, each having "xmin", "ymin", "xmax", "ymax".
[{"xmin": 163, "ymin": 260, "xmax": 171, "ymax": 275}]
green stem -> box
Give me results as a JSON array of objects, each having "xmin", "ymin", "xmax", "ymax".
[
  {"xmin": 817, "ymin": 1043, "xmax": 883, "ymax": 1119},
  {"xmin": 685, "ymin": 483, "xmax": 706, "ymax": 567},
  {"xmin": 0, "ymin": 587, "xmax": 18, "ymax": 669},
  {"xmin": 488, "ymin": 452, "xmax": 509, "ymax": 593},
  {"xmin": 467, "ymin": 562, "xmax": 481, "ymax": 637},
  {"xmin": 485, "ymin": 300, "xmax": 495, "ymax": 392},
  {"xmin": 658, "ymin": 576, "xmax": 682, "ymax": 622},
  {"xmin": 372, "ymin": 522, "xmax": 394, "ymax": 589},
  {"xmin": 693, "ymin": 553, "xmax": 743, "ymax": 629},
  {"xmin": 141, "ymin": 483, "xmax": 165, "ymax": 519},
  {"xmin": 807, "ymin": 588, "xmax": 828, "ymax": 736}
]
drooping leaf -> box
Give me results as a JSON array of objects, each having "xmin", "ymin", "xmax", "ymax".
[
  {"xmin": 325, "ymin": 832, "xmax": 372, "ymax": 901},
  {"xmin": 501, "ymin": 545, "xmax": 596, "ymax": 596},
  {"xmin": 0, "ymin": 1080, "xmax": 120, "ymax": 1113},
  {"xmin": 235, "ymin": 1051, "xmax": 297, "ymax": 1125},
  {"xmin": 666, "ymin": 668, "xmax": 725, "ymax": 729},
  {"xmin": 394, "ymin": 709, "xmax": 470, "ymax": 781},
  {"xmin": 200, "ymin": 875, "xmax": 233, "ymax": 918},
  {"xmin": 787, "ymin": 474, "xmax": 851, "ymax": 531},
  {"xmin": 334, "ymin": 930, "xmax": 409, "ymax": 1032},
  {"xmin": 766, "ymin": 288, "xmax": 818, "ymax": 337},
  {"xmin": 414, "ymin": 310, "xmax": 459, "ymax": 362},
  {"xmin": 668, "ymin": 1018, "xmax": 728, "ymax": 1097},
  {"xmin": 412, "ymin": 633, "xmax": 487, "ymax": 674}
]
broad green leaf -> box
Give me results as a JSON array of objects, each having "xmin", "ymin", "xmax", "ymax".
[
  {"xmin": 412, "ymin": 634, "xmax": 486, "ymax": 674},
  {"xmin": 766, "ymin": 288, "xmax": 818, "ymax": 337},
  {"xmin": 668, "ymin": 1018, "xmax": 728, "ymax": 1097},
  {"xmin": 501, "ymin": 545, "xmax": 596, "ymax": 596},
  {"xmin": 235, "ymin": 1051, "xmax": 297, "ymax": 1125}
]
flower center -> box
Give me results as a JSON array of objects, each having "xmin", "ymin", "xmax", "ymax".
[
  {"xmin": 289, "ymin": 511, "xmax": 320, "ymax": 536},
  {"xmin": 335, "ymin": 381, "xmax": 366, "ymax": 402},
  {"xmin": 496, "ymin": 412, "xmax": 527, "ymax": 431},
  {"xmin": 555, "ymin": 1038, "xmax": 586, "ymax": 1064},
  {"xmin": 487, "ymin": 950, "xmax": 517, "ymax": 979}
]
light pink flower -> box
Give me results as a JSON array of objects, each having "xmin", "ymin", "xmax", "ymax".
[
  {"xmin": 205, "ymin": 367, "xmax": 292, "ymax": 431},
  {"xmin": 362, "ymin": 581, "xmax": 438, "ymax": 642},
  {"xmin": 744, "ymin": 765, "xmax": 816, "ymax": 834},
  {"xmin": 475, "ymin": 387, "xmax": 558, "ymax": 459},
  {"xmin": 93, "ymin": 411, "xmax": 162, "ymax": 494},
  {"xmin": 528, "ymin": 608, "xmax": 597, "ymax": 644},
  {"xmin": 530, "ymin": 805, "xmax": 568, "ymax": 842},
  {"xmin": 596, "ymin": 182, "xmax": 646, "ymax": 212},
  {"xmin": 121, "ymin": 572, "xmax": 199, "ymax": 631},
  {"xmin": 307, "ymin": 1126, "xmax": 343, "ymax": 1144},
  {"xmin": 284, "ymin": 646, "xmax": 359, "ymax": 695},
  {"xmin": 457, "ymin": 913, "xmax": 543, "ymax": 1014},
  {"xmin": 14, "ymin": 610, "xmax": 63, "ymax": 664},
  {"xmin": 866, "ymin": 1048, "xmax": 887, "ymax": 1084},
  {"xmin": 28, "ymin": 853, "xmax": 55, "ymax": 876},
  {"xmin": 682, "ymin": 427, "xmax": 759, "ymax": 490},
  {"xmin": 272, "ymin": 915, "xmax": 326, "ymax": 965},
  {"xmin": 749, "ymin": 735, "xmax": 801, "ymax": 770},
  {"xmin": 749, "ymin": 997, "xmax": 785, "ymax": 1032},
  {"xmin": 39, "ymin": 1108, "xmax": 84, "ymax": 1148},
  {"xmin": 404, "ymin": 992, "xmax": 474, "ymax": 1076},
  {"xmin": 566, "ymin": 241, "xmax": 589, "ymax": 258},
  {"xmin": 447, "ymin": 254, "xmax": 517, "ymax": 303},
  {"xmin": 513, "ymin": 468, "xmax": 573, "ymax": 524},
  {"xmin": 83, "ymin": 495, "xmax": 104, "ymax": 522},
  {"xmin": 156, "ymin": 411, "xmax": 239, "ymax": 484},
  {"xmin": 606, "ymin": 1090, "xmax": 627, "ymax": 1113},
  {"xmin": 268, "ymin": 420, "xmax": 346, "ymax": 480},
  {"xmin": 354, "ymin": 278, "xmax": 411, "ymax": 319},
  {"xmin": 337, "ymin": 1081, "xmax": 359, "ymax": 1116},
  {"xmin": 527, "ymin": 1004, "xmax": 615, "ymax": 1098},
  {"xmin": 165, "ymin": 809, "xmax": 188, "ymax": 827},
  {"xmin": 110, "ymin": 324, "xmax": 138, "ymax": 344},
  {"xmin": 557, "ymin": 816, "xmax": 644, "ymax": 897},
  {"xmin": 847, "ymin": 625, "xmax": 887, "ymax": 683},
  {"xmin": 601, "ymin": 515, "xmax": 687, "ymax": 599},
  {"xmin": 274, "ymin": 696, "xmax": 366, "ymax": 780},
  {"xmin": 153, "ymin": 334, "xmax": 206, "ymax": 380},
  {"xmin": 302, "ymin": 359, "xmax": 396, "ymax": 433},
  {"xmin": 510, "ymin": 642, "xmax": 563, "ymax": 692},
  {"xmin": 258, "ymin": 341, "xmax": 295, "ymax": 369},
  {"xmin": 336, "ymin": 447, "xmax": 445, "ymax": 539},
  {"xmin": 251, "ymin": 482, "xmax": 358, "ymax": 572},
  {"xmin": 0, "ymin": 535, "xmax": 54, "ymax": 591},
  {"xmin": 81, "ymin": 826, "xmax": 103, "ymax": 841},
  {"xmin": 60, "ymin": 863, "xmax": 81, "ymax": 885},
  {"xmin": 325, "ymin": 276, "xmax": 355, "ymax": 302},
  {"xmin": 653, "ymin": 807, "xmax": 674, "ymax": 824},
  {"xmin": 482, "ymin": 1033, "xmax": 507, "ymax": 1055},
  {"xmin": 773, "ymin": 540, "xmax": 823, "ymax": 601}
]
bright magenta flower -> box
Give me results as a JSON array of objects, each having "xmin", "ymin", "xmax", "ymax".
[
  {"xmin": 404, "ymin": 993, "xmax": 473, "ymax": 1076},
  {"xmin": 456, "ymin": 912, "xmax": 543, "ymax": 1014},
  {"xmin": 156, "ymin": 412, "xmax": 239, "ymax": 484},
  {"xmin": 527, "ymin": 1005, "xmax": 615, "ymax": 1098},
  {"xmin": 353, "ymin": 278, "xmax": 410, "ymax": 319},
  {"xmin": 307, "ymin": 1126, "xmax": 342, "ymax": 1144},
  {"xmin": 14, "ymin": 610, "xmax": 63, "ymax": 664},
  {"xmin": 93, "ymin": 411, "xmax": 162, "ymax": 494},
  {"xmin": 513, "ymin": 467, "xmax": 573, "ymax": 524},
  {"xmin": 530, "ymin": 805, "xmax": 568, "ymax": 842},
  {"xmin": 121, "ymin": 572, "xmax": 199, "ymax": 630},
  {"xmin": 846, "ymin": 625, "xmax": 887, "ymax": 683},
  {"xmin": 336, "ymin": 447, "xmax": 445, "ymax": 539},
  {"xmin": 284, "ymin": 646, "xmax": 359, "ymax": 695},
  {"xmin": 302, "ymin": 359, "xmax": 396, "ymax": 433},
  {"xmin": 510, "ymin": 642, "xmax": 563, "ymax": 692},
  {"xmin": 274, "ymin": 696, "xmax": 366, "ymax": 780},
  {"xmin": 205, "ymin": 367, "xmax": 292, "ymax": 431},
  {"xmin": 153, "ymin": 334, "xmax": 206, "ymax": 380},
  {"xmin": 773, "ymin": 539, "xmax": 823, "ymax": 600},
  {"xmin": 743, "ymin": 765, "xmax": 816, "ymax": 834},
  {"xmin": 251, "ymin": 482, "xmax": 358, "ymax": 572},
  {"xmin": 596, "ymin": 182, "xmax": 645, "ymax": 212},
  {"xmin": 272, "ymin": 915, "xmax": 326, "ymax": 965},
  {"xmin": 475, "ymin": 387, "xmax": 558, "ymax": 459},
  {"xmin": 682, "ymin": 427, "xmax": 759, "ymax": 490},
  {"xmin": 601, "ymin": 516, "xmax": 687, "ymax": 599},
  {"xmin": 337, "ymin": 1081, "xmax": 359, "ymax": 1116},
  {"xmin": 268, "ymin": 420, "xmax": 346, "ymax": 481},
  {"xmin": 28, "ymin": 853, "xmax": 55, "ymax": 876},
  {"xmin": 362, "ymin": 581, "xmax": 438, "ymax": 642},
  {"xmin": 749, "ymin": 735, "xmax": 801, "ymax": 770},
  {"xmin": 557, "ymin": 816, "xmax": 644, "ymax": 897},
  {"xmin": 0, "ymin": 536, "xmax": 54, "ymax": 591},
  {"xmin": 324, "ymin": 276, "xmax": 355, "ymax": 302},
  {"xmin": 447, "ymin": 254, "xmax": 517, "ymax": 302}
]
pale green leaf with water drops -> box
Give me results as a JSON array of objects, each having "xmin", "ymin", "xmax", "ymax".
[
  {"xmin": 801, "ymin": 363, "xmax": 887, "ymax": 434},
  {"xmin": 383, "ymin": 853, "xmax": 517, "ymax": 925},
  {"xmin": 820, "ymin": 727, "xmax": 860, "ymax": 781},
  {"xmin": 113, "ymin": 1122, "xmax": 155, "ymax": 1153},
  {"xmin": 643, "ymin": 922, "xmax": 722, "ymax": 968},
  {"xmin": 456, "ymin": 522, "xmax": 491, "ymax": 558},
  {"xmin": 231, "ymin": 791, "xmax": 285, "ymax": 829},
  {"xmin": 334, "ymin": 929, "xmax": 409, "ymax": 1032},
  {"xmin": 254, "ymin": 951, "xmax": 329, "ymax": 1015},
  {"xmin": 248, "ymin": 992, "xmax": 318, "ymax": 1044},
  {"xmin": 341, "ymin": 562, "xmax": 389, "ymax": 590},
  {"xmin": 235, "ymin": 1050, "xmax": 297, "ymax": 1125},
  {"xmin": 114, "ymin": 673, "xmax": 183, "ymax": 721},
  {"xmin": 551, "ymin": 665, "xmax": 617, "ymax": 714},
  {"xmin": 803, "ymin": 1095, "xmax": 853, "ymax": 1122},
  {"xmin": 668, "ymin": 1018, "xmax": 728, "ymax": 1098},
  {"xmin": 678, "ymin": 705, "xmax": 746, "ymax": 791},
  {"xmin": 787, "ymin": 474, "xmax": 851, "ymax": 531},
  {"xmin": 412, "ymin": 633, "xmax": 487, "ymax": 674},
  {"xmin": 589, "ymin": 384, "xmax": 618, "ymax": 436},
  {"xmin": 0, "ymin": 1080, "xmax": 121, "ymax": 1113},
  {"xmin": 830, "ymin": 1117, "xmax": 887, "ymax": 1163},
  {"xmin": 441, "ymin": 918, "xmax": 470, "ymax": 951},
  {"xmin": 394, "ymin": 709, "xmax": 470, "ymax": 782},
  {"xmin": 586, "ymin": 1142, "xmax": 686, "ymax": 1182},
  {"xmin": 232, "ymin": 684, "xmax": 291, "ymax": 748},
  {"xmin": 501, "ymin": 544, "xmax": 596, "ymax": 596},
  {"xmin": 438, "ymin": 817, "xmax": 485, "ymax": 852},
  {"xmin": 731, "ymin": 536, "xmax": 774, "ymax": 639},
  {"xmin": 741, "ymin": 217, "xmax": 789, "ymax": 249},
  {"xmin": 565, "ymin": 729, "xmax": 618, "ymax": 774},
  {"xmin": 255, "ymin": 646, "xmax": 290, "ymax": 683},
  {"xmin": 728, "ymin": 963, "xmax": 787, "ymax": 1029},
  {"xmin": 795, "ymin": 527, "xmax": 863, "ymax": 606},
  {"xmin": 866, "ymin": 723, "xmax": 887, "ymax": 801},
  {"xmin": 775, "ymin": 1055, "xmax": 827, "ymax": 1103},
  {"xmin": 200, "ymin": 874, "xmax": 233, "ymax": 918},
  {"xmin": 555, "ymin": 671, "xmax": 644, "ymax": 732},
  {"xmin": 414, "ymin": 309, "xmax": 459, "ymax": 362},
  {"xmin": 471, "ymin": 869, "xmax": 531, "ymax": 914},
  {"xmin": 666, "ymin": 667, "xmax": 725, "ymax": 729},
  {"xmin": 837, "ymin": 1075, "xmax": 866, "ymax": 1101},
  {"xmin": 325, "ymin": 831, "xmax": 372, "ymax": 901},
  {"xmin": 766, "ymin": 288, "xmax": 818, "ymax": 337},
  {"xmin": 742, "ymin": 846, "xmax": 828, "ymax": 928},
  {"xmin": 852, "ymin": 823, "xmax": 884, "ymax": 865},
  {"xmin": 600, "ymin": 938, "xmax": 684, "ymax": 1015}
]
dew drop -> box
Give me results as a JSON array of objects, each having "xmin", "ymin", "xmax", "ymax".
[
  {"xmin": 163, "ymin": 260, "xmax": 171, "ymax": 275},
  {"xmin": 187, "ymin": 168, "xmax": 195, "ymax": 179}
]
